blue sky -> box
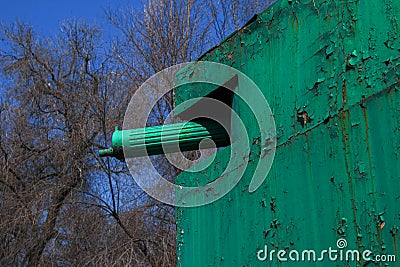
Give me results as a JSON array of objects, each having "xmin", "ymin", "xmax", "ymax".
[
  {"xmin": 0, "ymin": 0, "xmax": 143, "ymax": 95},
  {"xmin": 0, "ymin": 0, "xmax": 140, "ymax": 36}
]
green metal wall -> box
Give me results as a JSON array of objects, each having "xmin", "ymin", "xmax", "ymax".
[{"xmin": 175, "ymin": 0, "xmax": 400, "ymax": 266}]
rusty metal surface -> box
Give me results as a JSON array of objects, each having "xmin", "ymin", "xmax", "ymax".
[{"xmin": 175, "ymin": 0, "xmax": 400, "ymax": 266}]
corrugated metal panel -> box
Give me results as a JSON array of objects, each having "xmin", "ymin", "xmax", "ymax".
[{"xmin": 176, "ymin": 0, "xmax": 400, "ymax": 266}]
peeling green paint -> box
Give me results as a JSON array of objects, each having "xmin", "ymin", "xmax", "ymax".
[{"xmin": 175, "ymin": 0, "xmax": 400, "ymax": 266}]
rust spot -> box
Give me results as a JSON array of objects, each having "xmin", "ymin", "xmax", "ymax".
[
  {"xmin": 252, "ymin": 136, "xmax": 261, "ymax": 145},
  {"xmin": 339, "ymin": 110, "xmax": 360, "ymax": 238},
  {"xmin": 390, "ymin": 226, "xmax": 399, "ymax": 256},
  {"xmin": 346, "ymin": 55, "xmax": 356, "ymax": 71},
  {"xmin": 270, "ymin": 219, "xmax": 281, "ymax": 229},
  {"xmin": 376, "ymin": 212, "xmax": 386, "ymax": 250},
  {"xmin": 270, "ymin": 197, "xmax": 276, "ymax": 213},
  {"xmin": 342, "ymin": 79, "xmax": 348, "ymax": 107},
  {"xmin": 388, "ymin": 88, "xmax": 394, "ymax": 106},
  {"xmin": 293, "ymin": 13, "xmax": 299, "ymax": 31},
  {"xmin": 384, "ymin": 40, "xmax": 390, "ymax": 48},
  {"xmin": 263, "ymin": 229, "xmax": 271, "ymax": 238},
  {"xmin": 297, "ymin": 111, "xmax": 312, "ymax": 127},
  {"xmin": 337, "ymin": 217, "xmax": 348, "ymax": 236},
  {"xmin": 362, "ymin": 106, "xmax": 376, "ymax": 208}
]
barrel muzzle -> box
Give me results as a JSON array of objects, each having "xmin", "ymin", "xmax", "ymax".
[{"xmin": 99, "ymin": 119, "xmax": 229, "ymax": 160}]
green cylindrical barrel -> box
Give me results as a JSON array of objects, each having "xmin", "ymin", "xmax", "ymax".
[{"xmin": 99, "ymin": 119, "xmax": 230, "ymax": 160}]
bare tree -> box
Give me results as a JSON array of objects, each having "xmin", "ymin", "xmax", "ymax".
[
  {"xmin": 0, "ymin": 20, "xmax": 136, "ymax": 265},
  {"xmin": 0, "ymin": 18, "xmax": 176, "ymax": 266},
  {"xmin": 208, "ymin": 0, "xmax": 276, "ymax": 42}
]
